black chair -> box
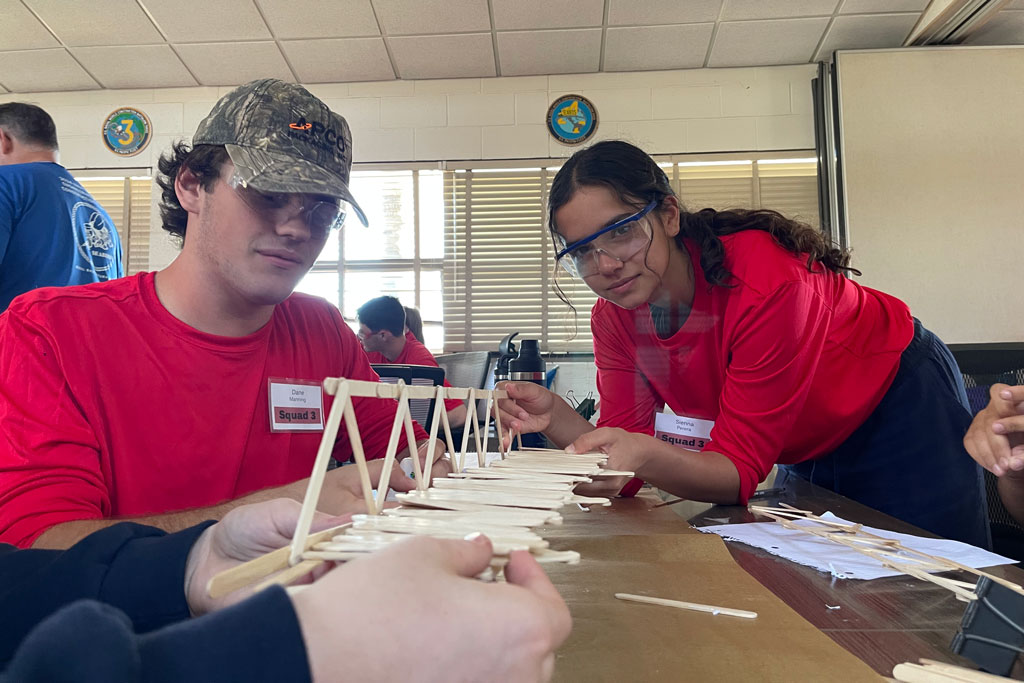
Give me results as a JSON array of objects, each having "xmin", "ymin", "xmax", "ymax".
[{"xmin": 371, "ymin": 364, "xmax": 446, "ymax": 430}]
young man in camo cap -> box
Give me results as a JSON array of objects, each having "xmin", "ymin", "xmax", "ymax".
[{"xmin": 0, "ymin": 79, "xmax": 444, "ymax": 550}]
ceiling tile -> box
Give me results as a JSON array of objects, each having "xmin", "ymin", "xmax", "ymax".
[
  {"xmin": 0, "ymin": 49, "xmax": 98, "ymax": 92},
  {"xmin": 256, "ymin": 0, "xmax": 379, "ymax": 38},
  {"xmin": 25, "ymin": 0, "xmax": 163, "ymax": 46},
  {"xmin": 0, "ymin": 0, "xmax": 59, "ymax": 50},
  {"xmin": 493, "ymin": 0, "xmax": 604, "ymax": 29},
  {"xmin": 608, "ymin": 0, "xmax": 722, "ymax": 26},
  {"xmin": 816, "ymin": 14, "xmax": 917, "ymax": 60},
  {"xmin": 498, "ymin": 29, "xmax": 601, "ymax": 76},
  {"xmin": 281, "ymin": 38, "xmax": 394, "ymax": 82},
  {"xmin": 72, "ymin": 45, "xmax": 196, "ymax": 88},
  {"xmin": 389, "ymin": 34, "xmax": 495, "ymax": 79},
  {"xmin": 495, "ymin": 29, "xmax": 598, "ymax": 76},
  {"xmin": 709, "ymin": 17, "xmax": 829, "ymax": 67},
  {"xmin": 605, "ymin": 24, "xmax": 714, "ymax": 71},
  {"xmin": 721, "ymin": 0, "xmax": 838, "ymax": 21},
  {"xmin": 840, "ymin": 0, "xmax": 928, "ymax": 12},
  {"xmin": 174, "ymin": 42, "xmax": 293, "ymax": 86},
  {"xmin": 967, "ymin": 10, "xmax": 1024, "ymax": 45},
  {"xmin": 373, "ymin": 0, "xmax": 490, "ymax": 35},
  {"xmin": 140, "ymin": 0, "xmax": 271, "ymax": 42}
]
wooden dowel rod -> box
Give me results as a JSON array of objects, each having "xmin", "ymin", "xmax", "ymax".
[{"xmin": 614, "ymin": 593, "xmax": 757, "ymax": 619}]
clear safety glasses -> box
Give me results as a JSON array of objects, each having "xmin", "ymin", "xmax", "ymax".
[
  {"xmin": 228, "ymin": 172, "xmax": 347, "ymax": 238},
  {"xmin": 554, "ymin": 199, "xmax": 657, "ymax": 279}
]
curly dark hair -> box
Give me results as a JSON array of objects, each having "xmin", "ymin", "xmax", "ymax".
[
  {"xmin": 155, "ymin": 141, "xmax": 230, "ymax": 242},
  {"xmin": 548, "ymin": 140, "xmax": 859, "ymax": 292}
]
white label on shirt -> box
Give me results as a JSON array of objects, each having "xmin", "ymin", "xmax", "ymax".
[
  {"xmin": 269, "ymin": 378, "xmax": 324, "ymax": 432},
  {"xmin": 654, "ymin": 412, "xmax": 714, "ymax": 452}
]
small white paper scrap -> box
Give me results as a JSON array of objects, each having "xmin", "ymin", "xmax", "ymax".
[{"xmin": 697, "ymin": 512, "xmax": 1015, "ymax": 580}]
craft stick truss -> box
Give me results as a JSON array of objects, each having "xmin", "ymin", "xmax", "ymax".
[
  {"xmin": 208, "ymin": 377, "xmax": 632, "ymax": 599},
  {"xmin": 749, "ymin": 503, "xmax": 1024, "ymax": 602}
]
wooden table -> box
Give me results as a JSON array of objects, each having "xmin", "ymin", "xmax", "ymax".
[{"xmin": 540, "ymin": 477, "xmax": 1024, "ymax": 681}]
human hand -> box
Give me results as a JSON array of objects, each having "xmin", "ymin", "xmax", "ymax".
[
  {"xmin": 566, "ymin": 427, "xmax": 650, "ymax": 497},
  {"xmin": 497, "ymin": 381, "xmax": 556, "ymax": 445},
  {"xmin": 185, "ymin": 498, "xmax": 342, "ymax": 616},
  {"xmin": 313, "ymin": 459, "xmax": 418, "ymax": 516},
  {"xmin": 963, "ymin": 384, "xmax": 1024, "ymax": 476},
  {"xmin": 292, "ymin": 534, "xmax": 572, "ymax": 683}
]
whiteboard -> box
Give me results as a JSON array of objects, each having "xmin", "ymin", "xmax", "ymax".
[{"xmin": 835, "ymin": 46, "xmax": 1024, "ymax": 344}]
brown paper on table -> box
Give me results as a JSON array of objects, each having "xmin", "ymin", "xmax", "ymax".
[{"xmin": 543, "ymin": 532, "xmax": 882, "ymax": 682}]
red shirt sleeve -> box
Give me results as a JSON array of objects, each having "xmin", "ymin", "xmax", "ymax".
[
  {"xmin": 592, "ymin": 305, "xmax": 665, "ymax": 497},
  {"xmin": 709, "ymin": 280, "xmax": 831, "ymax": 503},
  {"xmin": 331, "ymin": 322, "xmax": 428, "ymax": 459},
  {"xmin": 0, "ymin": 309, "xmax": 108, "ymax": 547}
]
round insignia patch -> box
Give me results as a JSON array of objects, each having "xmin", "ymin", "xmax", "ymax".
[
  {"xmin": 102, "ymin": 107, "xmax": 151, "ymax": 157},
  {"xmin": 546, "ymin": 95, "xmax": 598, "ymax": 146}
]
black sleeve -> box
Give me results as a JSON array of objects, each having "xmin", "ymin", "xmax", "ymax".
[
  {"xmin": 0, "ymin": 587, "xmax": 312, "ymax": 683},
  {"xmin": 0, "ymin": 521, "xmax": 213, "ymax": 665}
]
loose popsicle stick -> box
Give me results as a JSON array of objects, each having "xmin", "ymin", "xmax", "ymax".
[
  {"xmin": 614, "ymin": 593, "xmax": 758, "ymax": 619},
  {"xmin": 253, "ymin": 559, "xmax": 325, "ymax": 594},
  {"xmin": 892, "ymin": 661, "xmax": 1005, "ymax": 683},
  {"xmin": 207, "ymin": 522, "xmax": 351, "ymax": 599},
  {"xmin": 915, "ymin": 660, "xmax": 1008, "ymax": 683},
  {"xmin": 289, "ymin": 381, "xmax": 350, "ymax": 565},
  {"xmin": 375, "ymin": 380, "xmax": 410, "ymax": 514}
]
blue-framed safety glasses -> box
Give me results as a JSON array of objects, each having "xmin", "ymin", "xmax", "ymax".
[{"xmin": 554, "ymin": 199, "xmax": 657, "ymax": 278}]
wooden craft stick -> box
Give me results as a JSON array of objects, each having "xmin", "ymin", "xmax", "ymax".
[
  {"xmin": 471, "ymin": 390, "xmax": 486, "ymax": 467},
  {"xmin": 342, "ymin": 398, "xmax": 376, "ymax": 515},
  {"xmin": 614, "ymin": 593, "xmax": 758, "ymax": 619},
  {"xmin": 479, "ymin": 393, "xmax": 493, "ymax": 468},
  {"xmin": 892, "ymin": 661, "xmax": 1006, "ymax": 683},
  {"xmin": 457, "ymin": 389, "xmax": 477, "ymax": 474},
  {"xmin": 289, "ymin": 382, "xmax": 350, "ymax": 565},
  {"xmin": 515, "ymin": 430, "xmax": 524, "ymax": 451},
  {"xmin": 396, "ymin": 387, "xmax": 426, "ymax": 491},
  {"xmin": 375, "ymin": 380, "xmax": 409, "ymax": 514},
  {"xmin": 915, "ymin": 660, "xmax": 1009, "ymax": 683},
  {"xmin": 208, "ymin": 522, "xmax": 350, "ymax": 598},
  {"xmin": 253, "ymin": 559, "xmax": 325, "ymax": 594},
  {"xmin": 422, "ymin": 385, "xmax": 445, "ymax": 490},
  {"xmin": 491, "ymin": 391, "xmax": 507, "ymax": 459}
]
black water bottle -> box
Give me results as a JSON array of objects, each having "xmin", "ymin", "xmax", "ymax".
[{"xmin": 509, "ymin": 339, "xmax": 545, "ymax": 449}]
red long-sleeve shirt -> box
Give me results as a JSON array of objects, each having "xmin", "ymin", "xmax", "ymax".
[
  {"xmin": 365, "ymin": 332, "xmax": 462, "ymax": 413},
  {"xmin": 593, "ymin": 231, "xmax": 914, "ymax": 502},
  {"xmin": 0, "ymin": 273, "xmax": 424, "ymax": 547}
]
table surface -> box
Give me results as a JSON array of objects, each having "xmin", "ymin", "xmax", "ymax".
[{"xmin": 540, "ymin": 477, "xmax": 1024, "ymax": 680}]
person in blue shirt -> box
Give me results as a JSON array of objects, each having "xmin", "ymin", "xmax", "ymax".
[{"xmin": 0, "ymin": 102, "xmax": 123, "ymax": 311}]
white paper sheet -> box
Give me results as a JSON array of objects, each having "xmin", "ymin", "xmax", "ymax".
[{"xmin": 697, "ymin": 512, "xmax": 1016, "ymax": 580}]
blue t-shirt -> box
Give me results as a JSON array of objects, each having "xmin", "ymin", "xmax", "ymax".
[{"xmin": 0, "ymin": 162, "xmax": 123, "ymax": 311}]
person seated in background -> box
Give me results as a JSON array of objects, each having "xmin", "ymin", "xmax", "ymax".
[
  {"xmin": 358, "ymin": 295, "xmax": 467, "ymax": 429},
  {"xmin": 965, "ymin": 384, "xmax": 1024, "ymax": 526},
  {"xmin": 0, "ymin": 79, "xmax": 444, "ymax": 551},
  {"xmin": 0, "ymin": 498, "xmax": 571, "ymax": 682},
  {"xmin": 0, "ymin": 102, "xmax": 123, "ymax": 311},
  {"xmin": 404, "ymin": 305, "xmax": 426, "ymax": 343}
]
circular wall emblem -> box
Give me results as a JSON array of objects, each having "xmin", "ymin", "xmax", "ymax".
[
  {"xmin": 547, "ymin": 95, "xmax": 598, "ymax": 146},
  {"xmin": 102, "ymin": 107, "xmax": 151, "ymax": 157}
]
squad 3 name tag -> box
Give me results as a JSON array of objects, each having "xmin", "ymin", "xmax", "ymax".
[
  {"xmin": 268, "ymin": 378, "xmax": 324, "ymax": 432},
  {"xmin": 654, "ymin": 412, "xmax": 714, "ymax": 452}
]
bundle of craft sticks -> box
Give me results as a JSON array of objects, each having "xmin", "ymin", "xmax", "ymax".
[{"xmin": 208, "ymin": 378, "xmax": 629, "ymax": 599}]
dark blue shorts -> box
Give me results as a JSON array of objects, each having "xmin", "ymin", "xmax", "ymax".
[{"xmin": 777, "ymin": 319, "xmax": 991, "ymax": 549}]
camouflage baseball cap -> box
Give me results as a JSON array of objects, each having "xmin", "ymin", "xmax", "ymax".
[{"xmin": 193, "ymin": 78, "xmax": 367, "ymax": 226}]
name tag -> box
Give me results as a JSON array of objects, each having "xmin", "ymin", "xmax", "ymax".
[
  {"xmin": 268, "ymin": 378, "xmax": 324, "ymax": 432},
  {"xmin": 654, "ymin": 412, "xmax": 714, "ymax": 452}
]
